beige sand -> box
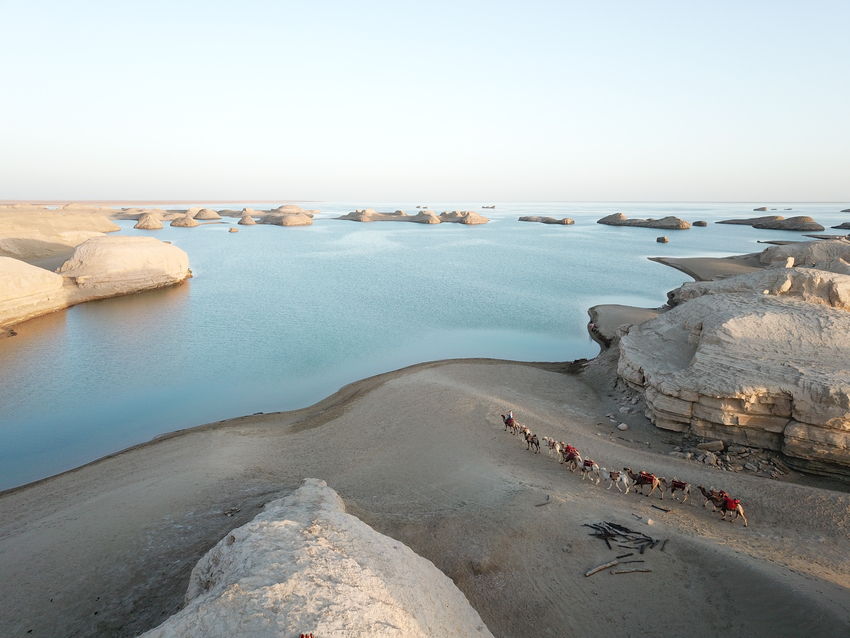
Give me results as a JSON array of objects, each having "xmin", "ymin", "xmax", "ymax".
[
  {"xmin": 649, "ymin": 253, "xmax": 765, "ymax": 281},
  {"xmin": 1, "ymin": 358, "xmax": 848, "ymax": 637}
]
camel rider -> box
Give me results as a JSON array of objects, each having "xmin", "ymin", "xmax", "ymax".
[{"xmin": 506, "ymin": 411, "xmax": 515, "ymax": 426}]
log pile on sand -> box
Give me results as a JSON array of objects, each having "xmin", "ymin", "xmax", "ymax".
[
  {"xmin": 597, "ymin": 213, "xmax": 690, "ymax": 230},
  {"xmin": 617, "ymin": 240, "xmax": 850, "ymax": 476},
  {"xmin": 140, "ymin": 479, "xmax": 493, "ymax": 638}
]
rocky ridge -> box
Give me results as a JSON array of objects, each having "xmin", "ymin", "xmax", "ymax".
[{"xmin": 140, "ymin": 479, "xmax": 494, "ymax": 638}]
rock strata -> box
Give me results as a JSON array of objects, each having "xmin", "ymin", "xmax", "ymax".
[
  {"xmin": 597, "ymin": 213, "xmax": 690, "ymax": 230},
  {"xmin": 618, "ymin": 248, "xmax": 850, "ymax": 474},
  {"xmin": 140, "ymin": 479, "xmax": 494, "ymax": 638}
]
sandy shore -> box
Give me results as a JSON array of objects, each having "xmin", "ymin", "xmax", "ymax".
[{"xmin": 2, "ymin": 354, "xmax": 849, "ymax": 637}]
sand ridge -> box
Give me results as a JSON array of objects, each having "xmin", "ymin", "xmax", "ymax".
[{"xmin": 0, "ymin": 358, "xmax": 848, "ymax": 637}]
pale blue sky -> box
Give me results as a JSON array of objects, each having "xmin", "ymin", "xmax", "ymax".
[{"xmin": 1, "ymin": 1, "xmax": 847, "ymax": 201}]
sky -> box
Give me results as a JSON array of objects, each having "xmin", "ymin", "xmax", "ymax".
[{"xmin": 1, "ymin": 1, "xmax": 848, "ymax": 202}]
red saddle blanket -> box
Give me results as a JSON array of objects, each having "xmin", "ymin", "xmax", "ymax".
[
  {"xmin": 639, "ymin": 472, "xmax": 655, "ymax": 482},
  {"xmin": 671, "ymin": 480, "xmax": 687, "ymax": 490},
  {"xmin": 583, "ymin": 459, "xmax": 594, "ymax": 468},
  {"xmin": 724, "ymin": 497, "xmax": 740, "ymax": 510}
]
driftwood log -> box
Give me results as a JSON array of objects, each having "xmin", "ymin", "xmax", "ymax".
[
  {"xmin": 611, "ymin": 569, "xmax": 652, "ymax": 574},
  {"xmin": 585, "ymin": 560, "xmax": 619, "ymax": 577}
]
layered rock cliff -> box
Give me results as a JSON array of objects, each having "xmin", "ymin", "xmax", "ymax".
[
  {"xmin": 140, "ymin": 479, "xmax": 494, "ymax": 638},
  {"xmin": 618, "ymin": 241, "xmax": 850, "ymax": 476}
]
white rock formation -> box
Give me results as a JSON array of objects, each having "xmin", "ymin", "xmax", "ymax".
[
  {"xmin": 439, "ymin": 210, "xmax": 489, "ymax": 224},
  {"xmin": 0, "ymin": 257, "xmax": 65, "ymax": 326},
  {"xmin": 238, "ymin": 212, "xmax": 257, "ymax": 226},
  {"xmin": 598, "ymin": 213, "xmax": 690, "ymax": 230},
  {"xmin": 1, "ymin": 236, "xmax": 190, "ymax": 328},
  {"xmin": 337, "ymin": 209, "xmax": 442, "ymax": 224},
  {"xmin": 171, "ymin": 215, "xmax": 200, "ymax": 227},
  {"xmin": 618, "ymin": 286, "xmax": 850, "ymax": 470},
  {"xmin": 56, "ymin": 236, "xmax": 190, "ymax": 293},
  {"xmin": 134, "ymin": 213, "xmax": 163, "ymax": 230},
  {"xmin": 194, "ymin": 208, "xmax": 222, "ymax": 220},
  {"xmin": 140, "ymin": 479, "xmax": 494, "ymax": 638},
  {"xmin": 257, "ymin": 212, "xmax": 313, "ymax": 226}
]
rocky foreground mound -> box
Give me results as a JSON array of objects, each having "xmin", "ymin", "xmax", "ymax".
[
  {"xmin": 618, "ymin": 241, "xmax": 850, "ymax": 476},
  {"xmin": 140, "ymin": 479, "xmax": 494, "ymax": 638}
]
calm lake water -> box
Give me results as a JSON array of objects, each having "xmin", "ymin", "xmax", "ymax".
[{"xmin": 1, "ymin": 202, "xmax": 847, "ymax": 490}]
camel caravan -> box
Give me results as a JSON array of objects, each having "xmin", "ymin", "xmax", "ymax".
[{"xmin": 500, "ymin": 412, "xmax": 748, "ymax": 526}]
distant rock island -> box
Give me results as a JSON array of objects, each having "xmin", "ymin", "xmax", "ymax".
[
  {"xmin": 597, "ymin": 213, "xmax": 690, "ymax": 230},
  {"xmin": 337, "ymin": 209, "xmax": 489, "ymax": 224},
  {"xmin": 518, "ymin": 216, "xmax": 574, "ymax": 225},
  {"xmin": 140, "ymin": 479, "xmax": 494, "ymax": 638},
  {"xmin": 718, "ymin": 216, "xmax": 825, "ymax": 231}
]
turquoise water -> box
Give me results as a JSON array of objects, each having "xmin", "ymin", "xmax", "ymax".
[{"xmin": 1, "ymin": 202, "xmax": 847, "ymax": 490}]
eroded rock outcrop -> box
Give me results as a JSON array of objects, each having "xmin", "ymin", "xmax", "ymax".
[
  {"xmin": 518, "ymin": 216, "xmax": 575, "ymax": 225},
  {"xmin": 337, "ymin": 209, "xmax": 441, "ymax": 224},
  {"xmin": 170, "ymin": 215, "xmax": 200, "ymax": 227},
  {"xmin": 717, "ymin": 216, "xmax": 825, "ymax": 231},
  {"xmin": 0, "ymin": 257, "xmax": 65, "ymax": 326},
  {"xmin": 194, "ymin": 208, "xmax": 222, "ymax": 220},
  {"xmin": 597, "ymin": 213, "xmax": 690, "ymax": 230},
  {"xmin": 140, "ymin": 479, "xmax": 494, "ymax": 638},
  {"xmin": 618, "ymin": 251, "xmax": 850, "ymax": 474},
  {"xmin": 257, "ymin": 212, "xmax": 313, "ymax": 226},
  {"xmin": 439, "ymin": 210, "xmax": 489, "ymax": 224},
  {"xmin": 1, "ymin": 236, "xmax": 190, "ymax": 328},
  {"xmin": 238, "ymin": 211, "xmax": 257, "ymax": 225},
  {"xmin": 134, "ymin": 213, "xmax": 163, "ymax": 230},
  {"xmin": 56, "ymin": 236, "xmax": 190, "ymax": 293}
]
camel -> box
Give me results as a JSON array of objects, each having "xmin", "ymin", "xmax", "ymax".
[
  {"xmin": 579, "ymin": 458, "xmax": 600, "ymax": 484},
  {"xmin": 525, "ymin": 431, "xmax": 540, "ymax": 453},
  {"xmin": 624, "ymin": 468, "xmax": 665, "ymax": 499},
  {"xmin": 543, "ymin": 437, "xmax": 559, "ymax": 458},
  {"xmin": 697, "ymin": 485, "xmax": 727, "ymax": 508},
  {"xmin": 501, "ymin": 414, "xmax": 519, "ymax": 435},
  {"xmin": 660, "ymin": 477, "xmax": 691, "ymax": 504},
  {"xmin": 563, "ymin": 446, "xmax": 582, "ymax": 472},
  {"xmin": 698, "ymin": 486, "xmax": 747, "ymax": 526},
  {"xmin": 601, "ymin": 468, "xmax": 630, "ymax": 493}
]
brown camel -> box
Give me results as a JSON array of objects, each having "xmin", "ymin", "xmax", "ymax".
[{"xmin": 624, "ymin": 468, "xmax": 665, "ymax": 498}]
